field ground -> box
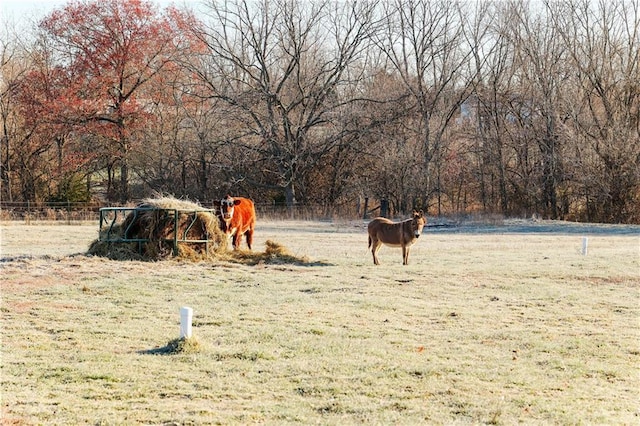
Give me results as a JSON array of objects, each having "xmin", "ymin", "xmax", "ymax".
[{"xmin": 1, "ymin": 219, "xmax": 639, "ymax": 424}]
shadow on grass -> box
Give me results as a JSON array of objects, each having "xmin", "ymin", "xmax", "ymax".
[
  {"xmin": 140, "ymin": 337, "xmax": 202, "ymax": 356},
  {"xmin": 86, "ymin": 239, "xmax": 332, "ymax": 266}
]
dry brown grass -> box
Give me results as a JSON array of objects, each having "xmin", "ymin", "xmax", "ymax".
[{"xmin": 1, "ymin": 220, "xmax": 638, "ymax": 424}]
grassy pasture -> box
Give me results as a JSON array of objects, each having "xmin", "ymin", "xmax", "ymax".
[{"xmin": 1, "ymin": 220, "xmax": 639, "ymax": 424}]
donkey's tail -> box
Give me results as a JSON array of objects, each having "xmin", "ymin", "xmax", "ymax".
[{"xmin": 368, "ymin": 235, "xmax": 371, "ymax": 248}]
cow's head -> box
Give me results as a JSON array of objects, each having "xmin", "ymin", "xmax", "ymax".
[{"xmin": 218, "ymin": 195, "xmax": 241, "ymax": 222}]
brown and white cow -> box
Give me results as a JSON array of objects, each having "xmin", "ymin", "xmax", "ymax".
[
  {"xmin": 217, "ymin": 195, "xmax": 256, "ymax": 250},
  {"xmin": 367, "ymin": 210, "xmax": 426, "ymax": 265}
]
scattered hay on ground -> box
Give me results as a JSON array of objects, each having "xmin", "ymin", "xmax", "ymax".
[
  {"xmin": 88, "ymin": 197, "xmax": 227, "ymax": 261},
  {"xmin": 224, "ymin": 240, "xmax": 311, "ymax": 265}
]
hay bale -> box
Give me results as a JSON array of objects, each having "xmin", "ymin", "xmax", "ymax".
[{"xmin": 88, "ymin": 197, "xmax": 227, "ymax": 261}]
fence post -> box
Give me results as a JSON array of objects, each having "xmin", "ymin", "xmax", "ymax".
[
  {"xmin": 180, "ymin": 307, "xmax": 193, "ymax": 339},
  {"xmin": 173, "ymin": 209, "xmax": 179, "ymax": 256}
]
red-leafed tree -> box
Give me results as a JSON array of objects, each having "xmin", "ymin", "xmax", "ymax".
[{"xmin": 33, "ymin": 0, "xmax": 192, "ymax": 202}]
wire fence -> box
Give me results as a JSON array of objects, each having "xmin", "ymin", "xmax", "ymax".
[
  {"xmin": 0, "ymin": 201, "xmax": 102, "ymax": 223},
  {"xmin": 0, "ymin": 200, "xmax": 368, "ymax": 223}
]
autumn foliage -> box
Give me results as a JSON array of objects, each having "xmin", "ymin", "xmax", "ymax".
[{"xmin": 12, "ymin": 0, "xmax": 195, "ymax": 202}]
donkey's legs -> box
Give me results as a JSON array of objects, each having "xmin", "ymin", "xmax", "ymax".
[
  {"xmin": 402, "ymin": 245, "xmax": 410, "ymax": 265},
  {"xmin": 371, "ymin": 239, "xmax": 382, "ymax": 265}
]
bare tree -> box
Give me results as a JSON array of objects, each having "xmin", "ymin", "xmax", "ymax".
[
  {"xmin": 1, "ymin": 19, "xmax": 36, "ymax": 202},
  {"xmin": 132, "ymin": 59, "xmax": 233, "ymax": 201},
  {"xmin": 550, "ymin": 0, "xmax": 640, "ymax": 222},
  {"xmin": 1, "ymin": 26, "xmax": 20, "ymax": 202},
  {"xmin": 503, "ymin": 1, "xmax": 573, "ymax": 219},
  {"xmin": 188, "ymin": 0, "xmax": 379, "ymax": 207},
  {"xmin": 465, "ymin": 8, "xmax": 515, "ymax": 214},
  {"xmin": 354, "ymin": 70, "xmax": 424, "ymax": 216},
  {"xmin": 374, "ymin": 0, "xmax": 480, "ymax": 214}
]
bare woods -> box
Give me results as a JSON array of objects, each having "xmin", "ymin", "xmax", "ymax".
[{"xmin": 1, "ymin": 0, "xmax": 638, "ymax": 223}]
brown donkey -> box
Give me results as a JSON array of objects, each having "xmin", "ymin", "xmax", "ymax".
[{"xmin": 367, "ymin": 210, "xmax": 426, "ymax": 265}]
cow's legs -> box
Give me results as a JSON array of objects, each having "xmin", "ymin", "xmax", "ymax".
[
  {"xmin": 245, "ymin": 228, "xmax": 254, "ymax": 250},
  {"xmin": 232, "ymin": 232, "xmax": 242, "ymax": 250}
]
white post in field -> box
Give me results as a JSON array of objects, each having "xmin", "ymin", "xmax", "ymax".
[
  {"xmin": 582, "ymin": 237, "xmax": 589, "ymax": 256},
  {"xmin": 180, "ymin": 307, "xmax": 193, "ymax": 339}
]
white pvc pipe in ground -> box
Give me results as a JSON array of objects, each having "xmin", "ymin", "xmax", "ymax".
[
  {"xmin": 180, "ymin": 306, "xmax": 193, "ymax": 339},
  {"xmin": 582, "ymin": 237, "xmax": 589, "ymax": 256}
]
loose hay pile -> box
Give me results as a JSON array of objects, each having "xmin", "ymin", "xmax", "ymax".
[
  {"xmin": 88, "ymin": 197, "xmax": 227, "ymax": 261},
  {"xmin": 227, "ymin": 240, "xmax": 310, "ymax": 265}
]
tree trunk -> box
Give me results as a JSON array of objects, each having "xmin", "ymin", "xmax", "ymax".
[
  {"xmin": 2, "ymin": 135, "xmax": 12, "ymax": 202},
  {"xmin": 199, "ymin": 152, "xmax": 208, "ymax": 198},
  {"xmin": 285, "ymin": 183, "xmax": 296, "ymax": 217},
  {"xmin": 540, "ymin": 136, "xmax": 559, "ymax": 219},
  {"xmin": 118, "ymin": 124, "xmax": 130, "ymax": 204},
  {"xmin": 120, "ymin": 161, "xmax": 129, "ymax": 204}
]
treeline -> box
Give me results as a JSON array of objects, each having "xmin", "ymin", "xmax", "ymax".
[{"xmin": 1, "ymin": 0, "xmax": 638, "ymax": 222}]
